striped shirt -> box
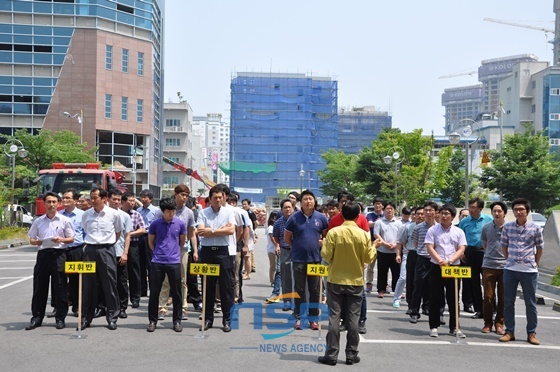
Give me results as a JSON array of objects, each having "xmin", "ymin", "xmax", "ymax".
[
  {"xmin": 128, "ymin": 208, "xmax": 145, "ymax": 242},
  {"xmin": 272, "ymin": 215, "xmax": 290, "ymax": 249},
  {"xmin": 412, "ymin": 221, "xmax": 435, "ymax": 257},
  {"xmin": 398, "ymin": 222, "xmax": 416, "ymax": 253},
  {"xmin": 501, "ymin": 220, "xmax": 543, "ymax": 273}
]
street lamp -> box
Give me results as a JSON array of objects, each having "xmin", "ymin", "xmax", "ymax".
[
  {"xmin": 3, "ymin": 139, "xmax": 28, "ymax": 221},
  {"xmin": 299, "ymin": 164, "xmax": 305, "ymax": 193},
  {"xmin": 383, "ymin": 146, "xmax": 405, "ymax": 207},
  {"xmin": 448, "ymin": 118, "xmax": 479, "ymax": 209},
  {"xmin": 63, "ymin": 110, "xmax": 83, "ymax": 144}
]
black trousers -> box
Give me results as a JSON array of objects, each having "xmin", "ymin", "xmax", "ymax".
[
  {"xmin": 292, "ymin": 262, "xmax": 321, "ymax": 318},
  {"xmin": 406, "ymin": 250, "xmax": 418, "ymax": 307},
  {"xmin": 148, "ymin": 263, "xmax": 182, "ymax": 324},
  {"xmin": 200, "ymin": 247, "xmax": 235, "ymax": 324},
  {"xmin": 116, "ymin": 257, "xmax": 129, "ymax": 310},
  {"xmin": 127, "ymin": 240, "xmax": 141, "ymax": 304},
  {"xmin": 31, "ymin": 249, "xmax": 68, "ymax": 323},
  {"xmin": 139, "ymin": 235, "xmax": 152, "ymax": 296},
  {"xmin": 83, "ymin": 244, "xmax": 119, "ymax": 323},
  {"xmin": 376, "ymin": 251, "xmax": 400, "ymax": 293},
  {"xmin": 465, "ymin": 246, "xmax": 484, "ymax": 312},
  {"xmin": 66, "ymin": 245, "xmax": 83, "ymax": 312},
  {"xmin": 410, "ymin": 255, "xmax": 431, "ymax": 316},
  {"xmin": 186, "ymin": 250, "xmax": 202, "ymax": 306},
  {"xmin": 429, "ymin": 264, "xmax": 458, "ymax": 330}
]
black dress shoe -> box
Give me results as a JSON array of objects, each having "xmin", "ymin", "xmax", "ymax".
[
  {"xmin": 94, "ymin": 308, "xmax": 106, "ymax": 318},
  {"xmin": 131, "ymin": 302, "xmax": 140, "ymax": 309},
  {"xmin": 25, "ymin": 320, "xmax": 41, "ymax": 331},
  {"xmin": 440, "ymin": 316, "xmax": 446, "ymax": 326},
  {"xmin": 318, "ymin": 356, "xmax": 337, "ymax": 366},
  {"xmin": 339, "ymin": 322, "xmax": 347, "ymax": 332},
  {"xmin": 55, "ymin": 320, "xmax": 65, "ymax": 329},
  {"xmin": 358, "ymin": 320, "xmax": 367, "ymax": 335},
  {"xmin": 464, "ymin": 305, "xmax": 475, "ymax": 313},
  {"xmin": 147, "ymin": 322, "xmax": 156, "ymax": 332},
  {"xmin": 471, "ymin": 312, "xmax": 483, "ymax": 319},
  {"xmin": 200, "ymin": 320, "xmax": 213, "ymax": 331},
  {"xmin": 346, "ymin": 356, "xmax": 361, "ymax": 365},
  {"xmin": 46, "ymin": 309, "xmax": 57, "ymax": 318},
  {"xmin": 119, "ymin": 310, "xmax": 128, "ymax": 319},
  {"xmin": 76, "ymin": 321, "xmax": 90, "ymax": 331},
  {"xmin": 222, "ymin": 321, "xmax": 231, "ymax": 333},
  {"xmin": 107, "ymin": 321, "xmax": 117, "ymax": 330},
  {"xmin": 173, "ymin": 322, "xmax": 183, "ymax": 332}
]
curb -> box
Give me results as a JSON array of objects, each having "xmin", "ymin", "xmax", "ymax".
[
  {"xmin": 0, "ymin": 240, "xmax": 27, "ymax": 249},
  {"xmin": 538, "ymin": 281, "xmax": 560, "ymax": 296}
]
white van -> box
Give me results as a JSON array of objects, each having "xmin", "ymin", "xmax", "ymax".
[{"xmin": 4, "ymin": 204, "xmax": 33, "ymax": 227}]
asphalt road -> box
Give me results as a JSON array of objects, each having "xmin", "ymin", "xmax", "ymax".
[{"xmin": 1, "ymin": 227, "xmax": 560, "ymax": 371}]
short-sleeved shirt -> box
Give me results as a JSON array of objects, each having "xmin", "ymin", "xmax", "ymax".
[
  {"xmin": 373, "ymin": 217, "xmax": 403, "ymax": 254},
  {"xmin": 29, "ymin": 213, "xmax": 75, "ymax": 250},
  {"xmin": 59, "ymin": 207, "xmax": 84, "ymax": 247},
  {"xmin": 137, "ymin": 204, "xmax": 162, "ymax": 229},
  {"xmin": 284, "ymin": 210, "xmax": 328, "ymax": 263},
  {"xmin": 328, "ymin": 212, "xmax": 369, "ymax": 232},
  {"xmin": 398, "ymin": 222, "xmax": 417, "ymax": 254},
  {"xmin": 424, "ymin": 223, "xmax": 467, "ymax": 265},
  {"xmin": 82, "ymin": 205, "xmax": 123, "ymax": 245},
  {"xmin": 176, "ymin": 205, "xmax": 195, "ymax": 248},
  {"xmin": 266, "ymin": 225, "xmax": 276, "ymax": 254},
  {"xmin": 366, "ymin": 211, "xmax": 383, "ymax": 241},
  {"xmin": 128, "ymin": 209, "xmax": 146, "ymax": 242},
  {"xmin": 458, "ymin": 214, "xmax": 493, "ymax": 249},
  {"xmin": 115, "ymin": 209, "xmax": 133, "ymax": 257},
  {"xmin": 412, "ymin": 221, "xmax": 435, "ymax": 258},
  {"xmin": 273, "ymin": 215, "xmax": 291, "ymax": 249},
  {"xmin": 481, "ymin": 221, "xmax": 506, "ymax": 269},
  {"xmin": 501, "ymin": 220, "xmax": 543, "ymax": 273},
  {"xmin": 149, "ymin": 216, "xmax": 186, "ymax": 264},
  {"xmin": 197, "ymin": 205, "xmax": 237, "ymax": 255}
]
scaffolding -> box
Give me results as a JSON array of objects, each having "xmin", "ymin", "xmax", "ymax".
[{"xmin": 229, "ymin": 72, "xmax": 338, "ymax": 202}]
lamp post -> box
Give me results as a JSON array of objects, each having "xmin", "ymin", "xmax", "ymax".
[
  {"xmin": 383, "ymin": 146, "xmax": 405, "ymax": 207},
  {"xmin": 299, "ymin": 164, "xmax": 305, "ymax": 193},
  {"xmin": 4, "ymin": 139, "xmax": 27, "ymax": 224},
  {"xmin": 448, "ymin": 118, "xmax": 479, "ymax": 209},
  {"xmin": 63, "ymin": 109, "xmax": 83, "ymax": 144}
]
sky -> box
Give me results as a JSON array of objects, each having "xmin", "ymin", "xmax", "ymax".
[{"xmin": 163, "ymin": 0, "xmax": 554, "ymax": 135}]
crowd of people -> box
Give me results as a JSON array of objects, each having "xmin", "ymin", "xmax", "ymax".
[{"xmin": 24, "ymin": 185, "xmax": 544, "ymax": 365}]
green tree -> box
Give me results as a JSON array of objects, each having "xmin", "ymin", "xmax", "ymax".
[
  {"xmin": 317, "ymin": 150, "xmax": 363, "ymax": 199},
  {"xmin": 479, "ymin": 124, "xmax": 560, "ymax": 212},
  {"xmin": 355, "ymin": 128, "xmax": 434, "ymax": 206},
  {"xmin": 0, "ymin": 129, "xmax": 97, "ymax": 205}
]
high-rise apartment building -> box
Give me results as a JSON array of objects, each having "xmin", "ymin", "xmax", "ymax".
[
  {"xmin": 163, "ymin": 101, "xmax": 192, "ymax": 195},
  {"xmin": 338, "ymin": 106, "xmax": 391, "ymax": 154},
  {"xmin": 442, "ymin": 85, "xmax": 483, "ymax": 133},
  {"xmin": 0, "ymin": 0, "xmax": 165, "ymax": 196},
  {"xmin": 192, "ymin": 113, "xmax": 229, "ymax": 185},
  {"xmin": 229, "ymin": 72, "xmax": 337, "ymax": 203}
]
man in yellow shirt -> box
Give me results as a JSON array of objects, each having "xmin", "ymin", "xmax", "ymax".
[{"xmin": 319, "ymin": 201, "xmax": 376, "ymax": 366}]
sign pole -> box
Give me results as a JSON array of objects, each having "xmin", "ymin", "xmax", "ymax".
[
  {"xmin": 455, "ymin": 277, "xmax": 460, "ymax": 343},
  {"xmin": 197, "ymin": 275, "xmax": 207, "ymax": 339},
  {"xmin": 77, "ymin": 272, "xmax": 83, "ymax": 338},
  {"xmin": 190, "ymin": 263, "xmax": 219, "ymax": 339}
]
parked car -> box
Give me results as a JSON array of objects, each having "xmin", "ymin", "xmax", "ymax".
[
  {"xmin": 3, "ymin": 204, "xmax": 33, "ymax": 227},
  {"xmin": 529, "ymin": 212, "xmax": 546, "ymax": 230}
]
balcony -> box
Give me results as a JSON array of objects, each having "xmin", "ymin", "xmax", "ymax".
[{"xmin": 164, "ymin": 126, "xmax": 185, "ymax": 133}]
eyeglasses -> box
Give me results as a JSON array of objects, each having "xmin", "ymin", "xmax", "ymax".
[
  {"xmin": 440, "ymin": 211, "xmax": 452, "ymax": 216},
  {"xmin": 513, "ymin": 208, "xmax": 526, "ymax": 212}
]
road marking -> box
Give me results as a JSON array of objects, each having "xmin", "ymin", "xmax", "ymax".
[
  {"xmin": 358, "ymin": 336, "xmax": 560, "ymax": 350},
  {"xmin": 367, "ymin": 310, "xmax": 560, "ymax": 320},
  {"xmin": 0, "ymin": 267, "xmax": 34, "ymax": 270},
  {"xmin": 0, "ymin": 275, "xmax": 32, "ymax": 290},
  {"xmin": 0, "ymin": 277, "xmax": 28, "ymax": 279},
  {"xmin": 0, "ymin": 260, "xmax": 36, "ymax": 263}
]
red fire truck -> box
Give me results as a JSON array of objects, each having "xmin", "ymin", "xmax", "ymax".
[{"xmin": 35, "ymin": 163, "xmax": 127, "ymax": 216}]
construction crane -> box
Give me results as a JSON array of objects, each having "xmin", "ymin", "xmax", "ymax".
[
  {"xmin": 483, "ymin": 17, "xmax": 554, "ymax": 34},
  {"xmin": 439, "ymin": 69, "xmax": 477, "ymax": 79}
]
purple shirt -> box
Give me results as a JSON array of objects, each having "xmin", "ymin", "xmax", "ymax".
[
  {"xmin": 424, "ymin": 223, "xmax": 467, "ymax": 265},
  {"xmin": 149, "ymin": 216, "xmax": 186, "ymax": 264}
]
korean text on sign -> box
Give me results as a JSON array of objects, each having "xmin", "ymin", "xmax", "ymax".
[
  {"xmin": 307, "ymin": 264, "xmax": 329, "ymax": 277},
  {"xmin": 190, "ymin": 263, "xmax": 220, "ymax": 276},
  {"xmin": 65, "ymin": 261, "xmax": 96, "ymax": 274},
  {"xmin": 441, "ymin": 266, "xmax": 471, "ymax": 278}
]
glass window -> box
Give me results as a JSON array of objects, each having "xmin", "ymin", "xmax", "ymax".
[
  {"xmin": 137, "ymin": 99, "xmax": 143, "ymax": 122},
  {"xmin": 121, "ymin": 96, "xmax": 128, "ymax": 120},
  {"xmin": 105, "ymin": 45, "xmax": 112, "ymax": 70},
  {"xmin": 14, "ymin": 52, "xmax": 32, "ymax": 64},
  {"xmin": 137, "ymin": 52, "xmax": 144, "ymax": 76},
  {"xmin": 122, "ymin": 48, "xmax": 128, "ymax": 73},
  {"xmin": 165, "ymin": 138, "xmax": 180, "ymax": 147},
  {"xmin": 105, "ymin": 94, "xmax": 112, "ymax": 119}
]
